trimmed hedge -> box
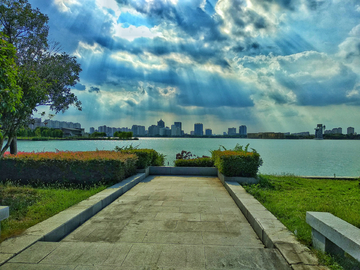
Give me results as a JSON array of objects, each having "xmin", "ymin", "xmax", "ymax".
[
  {"xmin": 174, "ymin": 157, "xmax": 214, "ymax": 167},
  {"xmin": 116, "ymin": 149, "xmax": 165, "ymax": 169},
  {"xmin": 212, "ymin": 150, "xmax": 262, "ymax": 177},
  {"xmin": 0, "ymin": 151, "xmax": 138, "ymax": 186}
]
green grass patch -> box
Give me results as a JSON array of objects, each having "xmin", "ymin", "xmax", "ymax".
[
  {"xmin": 0, "ymin": 182, "xmax": 106, "ymax": 242},
  {"xmin": 243, "ymin": 175, "xmax": 360, "ymax": 270}
]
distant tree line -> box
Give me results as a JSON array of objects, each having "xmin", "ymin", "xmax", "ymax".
[
  {"xmin": 113, "ymin": 131, "xmax": 133, "ymax": 139},
  {"xmin": 17, "ymin": 127, "xmax": 63, "ymax": 138},
  {"xmin": 90, "ymin": 132, "xmax": 107, "ymax": 137}
]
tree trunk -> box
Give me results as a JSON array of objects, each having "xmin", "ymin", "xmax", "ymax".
[{"xmin": 10, "ymin": 136, "xmax": 18, "ymax": 155}]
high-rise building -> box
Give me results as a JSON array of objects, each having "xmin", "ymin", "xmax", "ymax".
[
  {"xmin": 205, "ymin": 129, "xmax": 212, "ymax": 136},
  {"xmin": 89, "ymin": 127, "xmax": 95, "ymax": 134},
  {"xmin": 239, "ymin": 125, "xmax": 247, "ymax": 136},
  {"xmin": 148, "ymin": 125, "xmax": 160, "ymax": 136},
  {"xmin": 194, "ymin": 123, "xmax": 203, "ymax": 136},
  {"xmin": 314, "ymin": 124, "xmax": 324, "ymax": 139},
  {"xmin": 171, "ymin": 125, "xmax": 181, "ymax": 136},
  {"xmin": 157, "ymin": 119, "xmax": 165, "ymax": 128},
  {"xmin": 347, "ymin": 127, "xmax": 355, "ymax": 135},
  {"xmin": 98, "ymin": 125, "xmax": 106, "ymax": 133},
  {"xmin": 174, "ymin": 122, "xmax": 182, "ymax": 130},
  {"xmin": 132, "ymin": 125, "xmax": 146, "ymax": 136},
  {"xmin": 228, "ymin": 127, "xmax": 237, "ymax": 135}
]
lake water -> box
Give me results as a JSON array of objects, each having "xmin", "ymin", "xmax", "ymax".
[{"xmin": 14, "ymin": 138, "xmax": 360, "ymax": 177}]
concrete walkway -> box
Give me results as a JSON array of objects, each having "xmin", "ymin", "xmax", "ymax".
[{"xmin": 1, "ymin": 176, "xmax": 291, "ymax": 269}]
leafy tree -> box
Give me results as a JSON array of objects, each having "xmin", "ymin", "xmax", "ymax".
[
  {"xmin": 0, "ymin": 0, "xmax": 82, "ymax": 157},
  {"xmin": 0, "ymin": 35, "xmax": 22, "ymax": 150}
]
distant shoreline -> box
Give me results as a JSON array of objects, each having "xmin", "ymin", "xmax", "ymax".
[
  {"xmin": 17, "ymin": 137, "xmax": 140, "ymax": 141},
  {"xmin": 15, "ymin": 136, "xmax": 360, "ymax": 141}
]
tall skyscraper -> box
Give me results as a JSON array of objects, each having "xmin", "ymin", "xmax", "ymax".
[
  {"xmin": 315, "ymin": 124, "xmax": 324, "ymax": 139},
  {"xmin": 228, "ymin": 127, "xmax": 236, "ymax": 135},
  {"xmin": 171, "ymin": 125, "xmax": 181, "ymax": 136},
  {"xmin": 194, "ymin": 123, "xmax": 203, "ymax": 136},
  {"xmin": 148, "ymin": 125, "xmax": 160, "ymax": 136},
  {"xmin": 239, "ymin": 125, "xmax": 247, "ymax": 135},
  {"xmin": 174, "ymin": 122, "xmax": 182, "ymax": 130},
  {"xmin": 157, "ymin": 119, "xmax": 165, "ymax": 128}
]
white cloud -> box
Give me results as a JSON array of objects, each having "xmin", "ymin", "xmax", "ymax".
[
  {"xmin": 114, "ymin": 25, "xmax": 160, "ymax": 41},
  {"xmin": 53, "ymin": 0, "xmax": 80, "ymax": 12},
  {"xmin": 96, "ymin": 0, "xmax": 121, "ymax": 17},
  {"xmin": 349, "ymin": 24, "xmax": 360, "ymax": 36}
]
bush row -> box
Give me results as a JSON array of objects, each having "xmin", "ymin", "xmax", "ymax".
[
  {"xmin": 174, "ymin": 144, "xmax": 263, "ymax": 177},
  {"xmin": 174, "ymin": 157, "xmax": 214, "ymax": 167},
  {"xmin": 0, "ymin": 151, "xmax": 138, "ymax": 186},
  {"xmin": 212, "ymin": 150, "xmax": 262, "ymax": 177},
  {"xmin": 115, "ymin": 148, "xmax": 165, "ymax": 169}
]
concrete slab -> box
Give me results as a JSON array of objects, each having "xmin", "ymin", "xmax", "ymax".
[
  {"xmin": 204, "ymin": 246, "xmax": 291, "ymax": 270},
  {"xmin": 143, "ymin": 231, "xmax": 204, "ymax": 245},
  {"xmin": 0, "ymin": 263, "xmax": 76, "ymax": 269},
  {"xmin": 176, "ymin": 221, "xmax": 227, "ymax": 232},
  {"xmin": 202, "ymin": 230, "xmax": 263, "ymax": 247},
  {"xmin": 1, "ymin": 175, "xmax": 294, "ymax": 269},
  {"xmin": 0, "ymin": 234, "xmax": 43, "ymax": 254},
  {"xmin": 8, "ymin": 242, "xmax": 59, "ymax": 264}
]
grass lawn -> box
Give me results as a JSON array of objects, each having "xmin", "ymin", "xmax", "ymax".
[
  {"xmin": 243, "ymin": 175, "xmax": 360, "ymax": 270},
  {"xmin": 0, "ymin": 182, "xmax": 106, "ymax": 243}
]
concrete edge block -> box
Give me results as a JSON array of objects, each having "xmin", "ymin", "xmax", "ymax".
[
  {"xmin": 218, "ymin": 172, "xmax": 259, "ymax": 184},
  {"xmin": 221, "ymin": 176, "xmax": 323, "ymax": 269},
  {"xmin": 275, "ymin": 241, "xmax": 319, "ymax": 266},
  {"xmin": 0, "ymin": 206, "xmax": 9, "ymax": 221},
  {"xmin": 149, "ymin": 166, "xmax": 218, "ymax": 176},
  {"xmin": 149, "ymin": 166, "xmax": 171, "ymax": 175}
]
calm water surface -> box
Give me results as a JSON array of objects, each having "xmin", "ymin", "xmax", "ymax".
[{"xmin": 16, "ymin": 138, "xmax": 360, "ymax": 177}]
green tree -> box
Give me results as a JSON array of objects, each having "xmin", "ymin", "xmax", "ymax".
[
  {"xmin": 0, "ymin": 0, "xmax": 81, "ymax": 156},
  {"xmin": 0, "ymin": 36, "xmax": 22, "ymax": 150}
]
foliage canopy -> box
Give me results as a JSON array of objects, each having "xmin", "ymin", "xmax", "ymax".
[{"xmin": 0, "ymin": 0, "xmax": 82, "ymax": 156}]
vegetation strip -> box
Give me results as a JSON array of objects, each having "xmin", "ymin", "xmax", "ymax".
[{"xmin": 243, "ymin": 175, "xmax": 360, "ymax": 270}]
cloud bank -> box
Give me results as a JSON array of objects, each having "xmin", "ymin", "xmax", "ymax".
[{"xmin": 28, "ymin": 0, "xmax": 360, "ymax": 133}]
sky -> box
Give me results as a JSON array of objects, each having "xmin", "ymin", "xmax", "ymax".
[{"xmin": 28, "ymin": 0, "xmax": 360, "ymax": 134}]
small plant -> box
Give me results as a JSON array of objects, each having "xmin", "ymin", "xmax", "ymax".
[
  {"xmin": 175, "ymin": 150, "xmax": 210, "ymax": 160},
  {"xmin": 114, "ymin": 144, "xmax": 140, "ymax": 151},
  {"xmin": 176, "ymin": 150, "xmax": 194, "ymax": 160}
]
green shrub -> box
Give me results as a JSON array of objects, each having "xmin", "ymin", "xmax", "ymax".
[
  {"xmin": 115, "ymin": 147, "xmax": 165, "ymax": 169},
  {"xmin": 212, "ymin": 148, "xmax": 262, "ymax": 177},
  {"xmin": 0, "ymin": 151, "xmax": 137, "ymax": 186},
  {"xmin": 174, "ymin": 157, "xmax": 214, "ymax": 167}
]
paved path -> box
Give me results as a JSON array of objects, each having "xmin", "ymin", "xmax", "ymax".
[{"xmin": 1, "ymin": 176, "xmax": 290, "ymax": 269}]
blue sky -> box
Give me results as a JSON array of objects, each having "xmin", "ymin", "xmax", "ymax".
[{"xmin": 29, "ymin": 0, "xmax": 360, "ymax": 134}]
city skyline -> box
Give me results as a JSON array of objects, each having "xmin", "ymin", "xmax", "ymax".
[
  {"xmin": 31, "ymin": 118, "xmax": 356, "ymax": 136},
  {"xmin": 28, "ymin": 0, "xmax": 360, "ymax": 133}
]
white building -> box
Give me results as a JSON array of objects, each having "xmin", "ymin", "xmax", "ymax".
[{"xmin": 171, "ymin": 125, "xmax": 181, "ymax": 136}]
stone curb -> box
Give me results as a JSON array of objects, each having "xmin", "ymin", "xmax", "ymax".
[
  {"xmin": 0, "ymin": 171, "xmax": 149, "ymax": 266},
  {"xmin": 219, "ymin": 178, "xmax": 329, "ymax": 270},
  {"xmin": 149, "ymin": 166, "xmax": 218, "ymax": 176}
]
